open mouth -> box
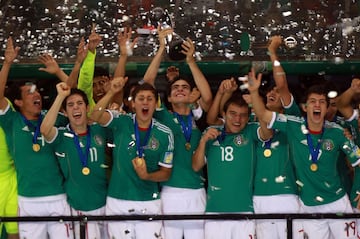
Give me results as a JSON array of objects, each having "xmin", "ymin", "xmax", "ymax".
[
  {"xmin": 33, "ymin": 99, "xmax": 41, "ymax": 106},
  {"xmin": 72, "ymin": 112, "xmax": 82, "ymax": 119},
  {"xmin": 142, "ymin": 107, "xmax": 149, "ymax": 115},
  {"xmin": 313, "ymin": 109, "xmax": 321, "ymax": 118}
]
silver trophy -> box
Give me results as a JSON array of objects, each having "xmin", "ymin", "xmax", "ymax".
[{"xmin": 149, "ymin": 7, "xmax": 186, "ymax": 61}]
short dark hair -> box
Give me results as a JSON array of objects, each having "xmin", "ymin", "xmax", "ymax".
[
  {"xmin": 93, "ymin": 66, "xmax": 109, "ymax": 78},
  {"xmin": 223, "ymin": 92, "xmax": 251, "ymax": 116},
  {"xmin": 7, "ymin": 79, "xmax": 38, "ymax": 111},
  {"xmin": 303, "ymin": 84, "xmax": 329, "ymax": 106},
  {"xmin": 131, "ymin": 82, "xmax": 158, "ymax": 101},
  {"xmin": 62, "ymin": 88, "xmax": 89, "ymax": 110},
  {"xmin": 166, "ymin": 75, "xmax": 194, "ymax": 96}
]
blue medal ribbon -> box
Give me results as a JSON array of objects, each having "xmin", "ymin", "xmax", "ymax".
[
  {"xmin": 134, "ymin": 119, "xmax": 152, "ymax": 158},
  {"xmin": 264, "ymin": 137, "xmax": 272, "ymax": 149},
  {"xmin": 217, "ymin": 127, "xmax": 226, "ymax": 143},
  {"xmin": 305, "ymin": 119, "xmax": 324, "ymax": 165},
  {"xmin": 21, "ymin": 113, "xmax": 43, "ymax": 145},
  {"xmin": 174, "ymin": 112, "xmax": 192, "ymax": 144},
  {"xmin": 70, "ymin": 126, "xmax": 91, "ymax": 168}
]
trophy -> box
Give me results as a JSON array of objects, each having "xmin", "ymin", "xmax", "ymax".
[{"xmin": 149, "ymin": 7, "xmax": 186, "ymax": 61}]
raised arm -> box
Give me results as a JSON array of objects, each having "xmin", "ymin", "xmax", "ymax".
[
  {"xmin": 207, "ymin": 78, "xmax": 237, "ymax": 125},
  {"xmin": 90, "ymin": 76, "xmax": 127, "ymax": 125},
  {"xmin": 40, "ymin": 82, "xmax": 70, "ymax": 141},
  {"xmin": 0, "ymin": 37, "xmax": 19, "ymax": 109},
  {"xmin": 248, "ymin": 69, "xmax": 274, "ymax": 124},
  {"xmin": 267, "ymin": 36, "xmax": 292, "ymax": 106},
  {"xmin": 182, "ymin": 38, "xmax": 213, "ymax": 111},
  {"xmin": 38, "ymin": 54, "xmax": 69, "ymax": 83},
  {"xmin": 78, "ymin": 24, "xmax": 102, "ymax": 109},
  {"xmin": 66, "ymin": 37, "xmax": 88, "ymax": 88},
  {"xmin": 336, "ymin": 78, "xmax": 360, "ymax": 119},
  {"xmin": 142, "ymin": 26, "xmax": 173, "ymax": 86},
  {"xmin": 113, "ymin": 27, "xmax": 137, "ymax": 78}
]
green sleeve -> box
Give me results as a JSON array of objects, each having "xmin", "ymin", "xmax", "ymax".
[{"xmin": 78, "ymin": 50, "xmax": 96, "ymax": 111}]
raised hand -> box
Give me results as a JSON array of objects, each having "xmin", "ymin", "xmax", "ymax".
[
  {"xmin": 56, "ymin": 82, "xmax": 71, "ymax": 98},
  {"xmin": 4, "ymin": 37, "xmax": 20, "ymax": 64},
  {"xmin": 118, "ymin": 27, "xmax": 137, "ymax": 56},
  {"xmin": 247, "ymin": 68, "xmax": 262, "ymax": 93},
  {"xmin": 157, "ymin": 25, "xmax": 173, "ymax": 47},
  {"xmin": 181, "ymin": 38, "xmax": 196, "ymax": 63},
  {"xmin": 109, "ymin": 76, "xmax": 128, "ymax": 95},
  {"xmin": 75, "ymin": 37, "xmax": 88, "ymax": 64},
  {"xmin": 88, "ymin": 23, "xmax": 102, "ymax": 53},
  {"xmin": 38, "ymin": 54, "xmax": 61, "ymax": 75},
  {"xmin": 268, "ymin": 35, "xmax": 282, "ymax": 54}
]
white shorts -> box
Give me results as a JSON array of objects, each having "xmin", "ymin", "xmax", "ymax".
[
  {"xmin": 105, "ymin": 197, "xmax": 162, "ymax": 239},
  {"xmin": 205, "ymin": 218, "xmax": 255, "ymax": 239},
  {"xmin": 161, "ymin": 186, "xmax": 206, "ymax": 239},
  {"xmin": 71, "ymin": 206, "xmax": 107, "ymax": 239},
  {"xmin": 253, "ymin": 194, "xmax": 303, "ymax": 239},
  {"xmin": 300, "ymin": 195, "xmax": 357, "ymax": 239},
  {"xmin": 18, "ymin": 194, "xmax": 73, "ymax": 239}
]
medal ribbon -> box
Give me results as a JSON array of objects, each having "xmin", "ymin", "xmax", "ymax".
[
  {"xmin": 21, "ymin": 113, "xmax": 43, "ymax": 145},
  {"xmin": 216, "ymin": 127, "xmax": 226, "ymax": 143},
  {"xmin": 174, "ymin": 112, "xmax": 192, "ymax": 144},
  {"xmin": 70, "ymin": 126, "xmax": 91, "ymax": 168},
  {"xmin": 264, "ymin": 138, "xmax": 272, "ymax": 150},
  {"xmin": 134, "ymin": 119, "xmax": 152, "ymax": 158},
  {"xmin": 305, "ymin": 119, "xmax": 324, "ymax": 165}
]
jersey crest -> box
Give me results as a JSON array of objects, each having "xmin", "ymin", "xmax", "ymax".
[
  {"xmin": 234, "ymin": 135, "xmax": 246, "ymax": 146},
  {"xmin": 148, "ymin": 136, "xmax": 159, "ymax": 150},
  {"xmin": 322, "ymin": 139, "xmax": 334, "ymax": 151}
]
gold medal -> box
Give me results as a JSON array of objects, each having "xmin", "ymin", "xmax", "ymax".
[
  {"xmin": 135, "ymin": 157, "xmax": 144, "ymax": 166},
  {"xmin": 310, "ymin": 163, "xmax": 318, "ymax": 172},
  {"xmin": 185, "ymin": 142, "xmax": 191, "ymax": 151},
  {"xmin": 32, "ymin": 143, "xmax": 40, "ymax": 152},
  {"xmin": 263, "ymin": 149, "xmax": 272, "ymax": 157},
  {"xmin": 82, "ymin": 167, "xmax": 90, "ymax": 175}
]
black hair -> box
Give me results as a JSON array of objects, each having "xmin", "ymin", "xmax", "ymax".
[
  {"xmin": 223, "ymin": 91, "xmax": 251, "ymax": 116},
  {"xmin": 131, "ymin": 82, "xmax": 158, "ymax": 101},
  {"xmin": 62, "ymin": 88, "xmax": 89, "ymax": 110},
  {"xmin": 302, "ymin": 84, "xmax": 330, "ymax": 106},
  {"xmin": 166, "ymin": 75, "xmax": 195, "ymax": 96},
  {"xmin": 93, "ymin": 66, "xmax": 110, "ymax": 78},
  {"xmin": 7, "ymin": 79, "xmax": 38, "ymax": 111}
]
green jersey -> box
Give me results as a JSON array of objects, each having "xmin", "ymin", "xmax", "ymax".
[
  {"xmin": 0, "ymin": 107, "xmax": 64, "ymax": 197},
  {"xmin": 254, "ymin": 129, "xmax": 298, "ymax": 196},
  {"xmin": 0, "ymin": 127, "xmax": 15, "ymax": 174},
  {"xmin": 49, "ymin": 124, "xmax": 111, "ymax": 211},
  {"xmin": 107, "ymin": 113, "xmax": 174, "ymax": 201},
  {"xmin": 283, "ymin": 94, "xmax": 302, "ymax": 117},
  {"xmin": 204, "ymin": 123, "xmax": 258, "ymax": 213},
  {"xmin": 154, "ymin": 106, "xmax": 204, "ymax": 189},
  {"xmin": 271, "ymin": 113, "xmax": 360, "ymax": 206}
]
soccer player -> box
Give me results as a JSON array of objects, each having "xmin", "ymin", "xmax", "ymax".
[
  {"xmin": 90, "ymin": 77, "xmax": 174, "ymax": 239},
  {"xmin": 41, "ymin": 81, "xmax": 112, "ymax": 239},
  {"xmin": 248, "ymin": 68, "xmax": 360, "ymax": 239},
  {"xmin": 0, "ymin": 37, "xmax": 73, "ymax": 239},
  {"xmin": 192, "ymin": 92, "xmax": 272, "ymax": 239}
]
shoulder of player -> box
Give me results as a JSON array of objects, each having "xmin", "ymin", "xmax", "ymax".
[
  {"xmin": 152, "ymin": 118, "xmax": 173, "ymax": 135},
  {"xmin": 324, "ymin": 120, "xmax": 345, "ymax": 131}
]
